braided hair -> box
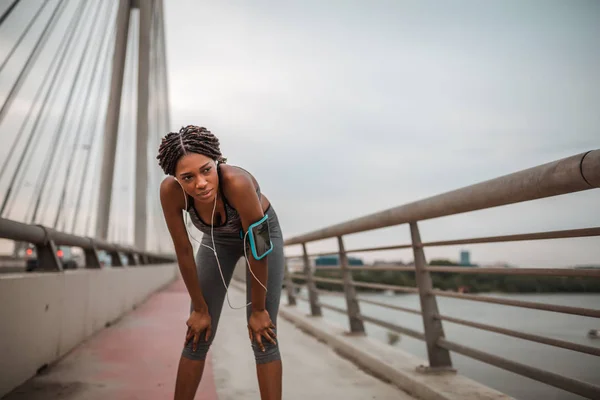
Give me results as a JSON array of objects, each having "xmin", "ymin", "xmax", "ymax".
[{"xmin": 156, "ymin": 125, "xmax": 227, "ymax": 176}]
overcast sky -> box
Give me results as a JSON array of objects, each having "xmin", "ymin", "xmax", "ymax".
[
  {"xmin": 0, "ymin": 1, "xmax": 598, "ymax": 267},
  {"xmin": 160, "ymin": 0, "xmax": 599, "ymax": 267}
]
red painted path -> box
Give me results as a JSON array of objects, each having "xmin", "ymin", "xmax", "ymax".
[{"xmin": 6, "ymin": 279, "xmax": 217, "ymax": 400}]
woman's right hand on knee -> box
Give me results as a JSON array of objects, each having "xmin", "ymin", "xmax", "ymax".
[{"xmin": 185, "ymin": 310, "xmax": 212, "ymax": 351}]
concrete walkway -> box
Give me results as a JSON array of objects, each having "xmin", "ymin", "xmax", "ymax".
[
  {"xmin": 4, "ymin": 278, "xmax": 414, "ymax": 399},
  {"xmin": 212, "ymin": 282, "xmax": 415, "ymax": 400},
  {"xmin": 4, "ymin": 278, "xmax": 217, "ymax": 400}
]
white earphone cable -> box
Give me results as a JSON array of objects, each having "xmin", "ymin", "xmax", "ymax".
[{"xmin": 177, "ymin": 179, "xmax": 267, "ymax": 310}]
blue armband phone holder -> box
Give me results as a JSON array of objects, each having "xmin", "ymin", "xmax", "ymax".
[{"xmin": 243, "ymin": 214, "xmax": 273, "ymax": 260}]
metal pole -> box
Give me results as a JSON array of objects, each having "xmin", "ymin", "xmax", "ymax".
[
  {"xmin": 338, "ymin": 236, "xmax": 365, "ymax": 334},
  {"xmin": 134, "ymin": 0, "xmax": 151, "ymax": 250},
  {"xmin": 0, "ymin": 0, "xmax": 21, "ymax": 27},
  {"xmin": 284, "ymin": 259, "xmax": 297, "ymax": 306},
  {"xmin": 157, "ymin": 0, "xmax": 171, "ymax": 247},
  {"xmin": 302, "ymin": 243, "xmax": 322, "ymax": 317},
  {"xmin": 157, "ymin": 0, "xmax": 170, "ymax": 130},
  {"xmin": 96, "ymin": 0, "xmax": 131, "ymax": 240},
  {"xmin": 410, "ymin": 221, "xmax": 453, "ymax": 372}
]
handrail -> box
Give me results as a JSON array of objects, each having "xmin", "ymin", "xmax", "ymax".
[
  {"xmin": 0, "ymin": 217, "xmax": 175, "ymax": 267},
  {"xmin": 309, "ymin": 264, "xmax": 600, "ymax": 277},
  {"xmin": 285, "ymin": 150, "xmax": 599, "ymax": 245},
  {"xmin": 438, "ymin": 338, "xmax": 600, "ymax": 399},
  {"xmin": 430, "ymin": 289, "xmax": 600, "ymax": 318},
  {"xmin": 282, "ymin": 149, "xmax": 600, "ymax": 398},
  {"xmin": 284, "ymin": 226, "xmax": 600, "ymax": 257},
  {"xmin": 434, "ymin": 313, "xmax": 600, "ymax": 357}
]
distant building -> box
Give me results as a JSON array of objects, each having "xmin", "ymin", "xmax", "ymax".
[{"xmin": 460, "ymin": 250, "xmax": 471, "ymax": 266}]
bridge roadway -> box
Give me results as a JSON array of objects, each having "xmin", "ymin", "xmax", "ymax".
[{"xmin": 4, "ymin": 278, "xmax": 414, "ymax": 399}]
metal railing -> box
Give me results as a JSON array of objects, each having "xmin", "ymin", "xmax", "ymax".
[
  {"xmin": 282, "ymin": 150, "xmax": 600, "ymax": 399},
  {"xmin": 0, "ymin": 217, "xmax": 175, "ymax": 270}
]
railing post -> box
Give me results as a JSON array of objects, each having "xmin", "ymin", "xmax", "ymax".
[
  {"xmin": 110, "ymin": 250, "xmax": 123, "ymax": 267},
  {"xmin": 302, "ymin": 243, "xmax": 322, "ymax": 316},
  {"xmin": 32, "ymin": 225, "xmax": 61, "ymax": 271},
  {"xmin": 284, "ymin": 259, "xmax": 297, "ymax": 306},
  {"xmin": 410, "ymin": 221, "xmax": 454, "ymax": 372},
  {"xmin": 34, "ymin": 239, "xmax": 62, "ymax": 271},
  {"xmin": 338, "ymin": 236, "xmax": 365, "ymax": 334},
  {"xmin": 84, "ymin": 246, "xmax": 101, "ymax": 268},
  {"xmin": 126, "ymin": 252, "xmax": 137, "ymax": 266}
]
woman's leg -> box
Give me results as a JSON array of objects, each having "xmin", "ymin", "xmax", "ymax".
[
  {"xmin": 246, "ymin": 208, "xmax": 285, "ymax": 400},
  {"xmin": 175, "ymin": 236, "xmax": 243, "ymax": 400},
  {"xmin": 256, "ymin": 360, "xmax": 282, "ymax": 400},
  {"xmin": 174, "ymin": 358, "xmax": 206, "ymax": 400}
]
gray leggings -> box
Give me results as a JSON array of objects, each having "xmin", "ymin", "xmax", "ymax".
[{"xmin": 181, "ymin": 206, "xmax": 285, "ymax": 364}]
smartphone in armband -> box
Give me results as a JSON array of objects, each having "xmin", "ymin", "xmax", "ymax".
[{"xmin": 245, "ymin": 214, "xmax": 274, "ymax": 260}]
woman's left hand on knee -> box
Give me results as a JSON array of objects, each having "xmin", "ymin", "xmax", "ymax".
[{"xmin": 248, "ymin": 309, "xmax": 277, "ymax": 352}]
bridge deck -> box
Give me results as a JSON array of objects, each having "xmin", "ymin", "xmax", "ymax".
[{"xmin": 5, "ymin": 278, "xmax": 414, "ymax": 399}]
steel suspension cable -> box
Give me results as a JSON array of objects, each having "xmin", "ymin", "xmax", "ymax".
[
  {"xmin": 0, "ymin": 0, "xmax": 50, "ymax": 74},
  {"xmin": 72, "ymin": 30, "xmax": 114, "ymax": 235},
  {"xmin": 0, "ymin": 0, "xmax": 85, "ymax": 218},
  {"xmin": 29, "ymin": 0, "xmax": 105, "ymax": 224},
  {"xmin": 63, "ymin": 6, "xmax": 117, "ymax": 233},
  {"xmin": 0, "ymin": 0, "xmax": 21, "ymax": 26},
  {"xmin": 0, "ymin": 1, "xmax": 70, "ymax": 186},
  {"xmin": 0, "ymin": 0, "xmax": 67, "ymax": 125},
  {"xmin": 53, "ymin": 0, "xmax": 115, "ymax": 228},
  {"xmin": 67, "ymin": 34, "xmax": 114, "ymax": 233}
]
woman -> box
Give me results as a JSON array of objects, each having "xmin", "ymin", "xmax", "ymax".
[{"xmin": 157, "ymin": 125, "xmax": 284, "ymax": 400}]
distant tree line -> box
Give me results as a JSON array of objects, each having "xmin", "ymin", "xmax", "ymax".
[{"xmin": 291, "ymin": 258, "xmax": 600, "ymax": 294}]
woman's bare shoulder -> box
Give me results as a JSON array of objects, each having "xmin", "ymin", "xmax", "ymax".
[
  {"xmin": 159, "ymin": 176, "xmax": 186, "ymax": 210},
  {"xmin": 220, "ymin": 164, "xmax": 257, "ymax": 188}
]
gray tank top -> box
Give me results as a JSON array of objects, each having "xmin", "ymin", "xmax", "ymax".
[{"xmin": 185, "ymin": 165, "xmax": 261, "ymax": 237}]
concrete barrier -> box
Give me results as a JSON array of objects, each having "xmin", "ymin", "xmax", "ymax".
[{"xmin": 0, "ymin": 264, "xmax": 179, "ymax": 398}]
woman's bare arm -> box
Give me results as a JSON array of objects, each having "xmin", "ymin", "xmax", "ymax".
[{"xmin": 160, "ymin": 177, "xmax": 208, "ymax": 312}]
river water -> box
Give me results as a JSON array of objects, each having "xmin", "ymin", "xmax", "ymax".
[{"xmin": 292, "ymin": 290, "xmax": 600, "ymax": 400}]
